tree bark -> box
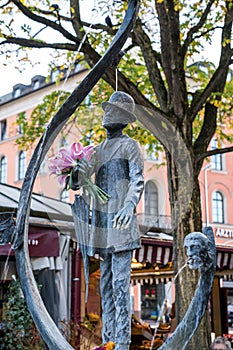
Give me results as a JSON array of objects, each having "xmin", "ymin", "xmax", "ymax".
[{"xmin": 168, "ymin": 148, "xmax": 212, "ymax": 349}]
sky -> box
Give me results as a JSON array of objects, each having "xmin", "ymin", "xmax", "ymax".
[
  {"xmin": 0, "ymin": 0, "xmax": 96, "ymax": 96},
  {"xmin": 0, "ymin": 3, "xmax": 222, "ymax": 97},
  {"xmin": 0, "ymin": 51, "xmax": 51, "ymax": 96}
]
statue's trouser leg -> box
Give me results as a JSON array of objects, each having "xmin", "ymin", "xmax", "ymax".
[
  {"xmin": 100, "ymin": 251, "xmax": 132, "ymax": 350},
  {"xmin": 100, "ymin": 253, "xmax": 116, "ymax": 343}
]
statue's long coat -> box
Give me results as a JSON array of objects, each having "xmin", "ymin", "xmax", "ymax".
[{"xmin": 88, "ymin": 134, "xmax": 144, "ymax": 256}]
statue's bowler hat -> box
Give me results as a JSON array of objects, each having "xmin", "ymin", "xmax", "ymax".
[{"xmin": 102, "ymin": 91, "xmax": 136, "ymax": 123}]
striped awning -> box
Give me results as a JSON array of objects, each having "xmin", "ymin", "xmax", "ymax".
[
  {"xmin": 216, "ymin": 249, "xmax": 233, "ymax": 270},
  {"xmin": 131, "ymin": 239, "xmax": 173, "ymax": 285},
  {"xmin": 131, "ymin": 274, "xmax": 173, "ymax": 285},
  {"xmin": 133, "ymin": 238, "xmax": 173, "ymax": 266},
  {"xmin": 133, "ymin": 245, "xmax": 173, "ymax": 265},
  {"xmin": 133, "ymin": 239, "xmax": 233, "ymax": 271}
]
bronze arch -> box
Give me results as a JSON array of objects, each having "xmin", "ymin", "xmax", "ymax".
[{"xmin": 13, "ymin": 1, "xmax": 140, "ymax": 349}]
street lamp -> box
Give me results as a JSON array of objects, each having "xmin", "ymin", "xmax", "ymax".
[{"xmin": 203, "ymin": 163, "xmax": 212, "ymax": 226}]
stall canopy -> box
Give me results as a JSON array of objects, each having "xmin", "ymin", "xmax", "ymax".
[
  {"xmin": 0, "ymin": 226, "xmax": 60, "ymax": 257},
  {"xmin": 134, "ymin": 233, "xmax": 173, "ymax": 266},
  {"xmin": 0, "ymin": 183, "xmax": 74, "ymax": 257},
  {"xmin": 134, "ymin": 232, "xmax": 233, "ymax": 271},
  {"xmin": 0, "ymin": 183, "xmax": 72, "ymax": 221}
]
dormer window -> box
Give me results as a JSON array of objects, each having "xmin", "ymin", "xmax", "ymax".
[
  {"xmin": 31, "ymin": 75, "xmax": 45, "ymax": 90},
  {"xmin": 74, "ymin": 63, "xmax": 81, "ymax": 72},
  {"xmin": 51, "ymin": 70, "xmax": 60, "ymax": 82},
  {"xmin": 14, "ymin": 88, "xmax": 21, "ymax": 98},
  {"xmin": 33, "ymin": 80, "xmax": 40, "ymax": 90}
]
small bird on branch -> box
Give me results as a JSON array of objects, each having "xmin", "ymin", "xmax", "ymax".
[{"xmin": 105, "ymin": 15, "xmax": 114, "ymax": 28}]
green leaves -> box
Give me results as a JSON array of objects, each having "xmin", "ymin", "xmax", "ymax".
[
  {"xmin": 2, "ymin": 279, "xmax": 45, "ymax": 349},
  {"xmin": 16, "ymin": 90, "xmax": 70, "ymax": 150}
]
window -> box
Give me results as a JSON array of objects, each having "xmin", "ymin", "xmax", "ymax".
[
  {"xmin": 0, "ymin": 156, "xmax": 7, "ymax": 183},
  {"xmin": 18, "ymin": 151, "xmax": 26, "ymax": 180},
  {"xmin": 212, "ymin": 191, "xmax": 224, "ymax": 223},
  {"xmin": 33, "ymin": 80, "xmax": 40, "ymax": 90},
  {"xmin": 1, "ymin": 120, "xmax": 7, "ymax": 140},
  {"xmin": 145, "ymin": 181, "xmax": 158, "ymax": 216},
  {"xmin": 60, "ymin": 189, "xmax": 69, "ymax": 203},
  {"xmin": 17, "ymin": 112, "xmax": 26, "ymax": 134},
  {"xmin": 74, "ymin": 62, "xmax": 82, "ymax": 73},
  {"xmin": 14, "ymin": 88, "xmax": 21, "ymax": 98},
  {"xmin": 51, "ymin": 69, "xmax": 60, "ymax": 82},
  {"xmin": 211, "ymin": 139, "xmax": 223, "ymax": 171}
]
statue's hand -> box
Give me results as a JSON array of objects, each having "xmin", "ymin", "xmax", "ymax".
[
  {"xmin": 76, "ymin": 158, "xmax": 93, "ymax": 176},
  {"xmin": 68, "ymin": 159, "xmax": 93, "ymax": 191},
  {"xmin": 113, "ymin": 201, "xmax": 135, "ymax": 230}
]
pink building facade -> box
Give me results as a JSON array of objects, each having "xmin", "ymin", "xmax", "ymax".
[{"xmin": 0, "ymin": 68, "xmax": 233, "ymax": 340}]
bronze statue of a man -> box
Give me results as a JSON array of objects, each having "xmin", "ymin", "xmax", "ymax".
[{"xmin": 72, "ymin": 91, "xmax": 144, "ymax": 350}]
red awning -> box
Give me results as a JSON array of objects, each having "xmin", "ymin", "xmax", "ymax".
[{"xmin": 0, "ymin": 226, "xmax": 59, "ymax": 257}]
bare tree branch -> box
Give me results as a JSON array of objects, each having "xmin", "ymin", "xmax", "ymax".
[
  {"xmin": 11, "ymin": 0, "xmax": 79, "ymax": 44},
  {"xmin": 196, "ymin": 145, "xmax": 233, "ymax": 162},
  {"xmin": 193, "ymin": 102, "xmax": 217, "ymax": 166},
  {"xmin": 81, "ymin": 21, "xmax": 118, "ymax": 34},
  {"xmin": 1, "ymin": 37, "xmax": 79, "ymax": 51},
  {"xmin": 182, "ymin": 0, "xmax": 215, "ymax": 57},
  {"xmin": 0, "ymin": 1, "xmax": 10, "ymax": 8},
  {"xmin": 189, "ymin": 2, "xmax": 233, "ymax": 120},
  {"xmin": 155, "ymin": 1, "xmax": 173, "ymax": 95},
  {"xmin": 192, "ymin": 25, "xmax": 222, "ymax": 40},
  {"xmin": 70, "ymin": 0, "xmax": 84, "ymax": 41},
  {"xmin": 155, "ymin": 0, "xmax": 188, "ymax": 123},
  {"xmin": 166, "ymin": 0, "xmax": 188, "ymax": 122},
  {"xmin": 132, "ymin": 18, "xmax": 168, "ymax": 112},
  {"xmin": 26, "ymin": 5, "xmax": 71, "ymax": 22}
]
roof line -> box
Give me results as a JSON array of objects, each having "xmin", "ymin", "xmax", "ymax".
[{"xmin": 31, "ymin": 195, "xmax": 67, "ymax": 216}]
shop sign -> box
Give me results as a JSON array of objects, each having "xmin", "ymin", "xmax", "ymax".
[
  {"xmin": 0, "ymin": 227, "xmax": 59, "ymax": 257},
  {"xmin": 216, "ymin": 227, "xmax": 233, "ymax": 239},
  {"xmin": 220, "ymin": 279, "xmax": 233, "ymax": 288}
]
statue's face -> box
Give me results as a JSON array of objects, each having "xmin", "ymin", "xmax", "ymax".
[
  {"xmin": 102, "ymin": 105, "xmax": 121, "ymax": 127},
  {"xmin": 184, "ymin": 235, "xmax": 208, "ymax": 270}
]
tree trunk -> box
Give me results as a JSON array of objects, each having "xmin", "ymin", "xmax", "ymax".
[{"xmin": 168, "ymin": 150, "xmax": 211, "ymax": 349}]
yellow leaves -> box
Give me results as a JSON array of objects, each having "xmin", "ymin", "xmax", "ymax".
[
  {"xmin": 193, "ymin": 1, "xmax": 202, "ymax": 10},
  {"xmin": 174, "ymin": 3, "xmax": 182, "ymax": 12},
  {"xmin": 20, "ymin": 57, "xmax": 30, "ymax": 62},
  {"xmin": 70, "ymin": 7, "xmax": 75, "ymax": 15},
  {"xmin": 213, "ymin": 100, "xmax": 220, "ymax": 108},
  {"xmin": 222, "ymin": 39, "xmax": 231, "ymax": 47}
]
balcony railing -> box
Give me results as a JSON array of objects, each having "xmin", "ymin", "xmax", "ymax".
[{"xmin": 137, "ymin": 213, "xmax": 172, "ymax": 234}]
